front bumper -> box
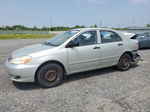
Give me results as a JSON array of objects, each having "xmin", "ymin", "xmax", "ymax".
[{"xmin": 5, "ymin": 60, "xmax": 39, "ymax": 82}]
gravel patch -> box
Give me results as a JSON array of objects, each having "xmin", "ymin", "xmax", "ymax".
[{"xmin": 0, "ymin": 39, "xmax": 150, "ymax": 112}]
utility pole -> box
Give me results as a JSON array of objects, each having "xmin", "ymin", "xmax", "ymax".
[
  {"xmin": 132, "ymin": 20, "xmax": 135, "ymax": 27},
  {"xmin": 99, "ymin": 19, "xmax": 102, "ymax": 28},
  {"xmin": 50, "ymin": 17, "xmax": 52, "ymax": 31}
]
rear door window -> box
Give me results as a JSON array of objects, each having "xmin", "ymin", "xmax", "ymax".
[
  {"xmin": 100, "ymin": 30, "xmax": 122, "ymax": 43},
  {"xmin": 147, "ymin": 33, "xmax": 150, "ymax": 37},
  {"xmin": 137, "ymin": 33, "xmax": 147, "ymax": 39}
]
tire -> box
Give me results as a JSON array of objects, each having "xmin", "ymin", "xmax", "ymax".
[
  {"xmin": 117, "ymin": 53, "xmax": 131, "ymax": 71},
  {"xmin": 37, "ymin": 63, "xmax": 63, "ymax": 88}
]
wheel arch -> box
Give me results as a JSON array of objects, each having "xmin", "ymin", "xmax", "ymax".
[
  {"xmin": 34, "ymin": 60, "xmax": 66, "ymax": 82},
  {"xmin": 119, "ymin": 51, "xmax": 133, "ymax": 61}
]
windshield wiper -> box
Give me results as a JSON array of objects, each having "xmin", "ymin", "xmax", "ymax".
[{"xmin": 42, "ymin": 42, "xmax": 58, "ymax": 46}]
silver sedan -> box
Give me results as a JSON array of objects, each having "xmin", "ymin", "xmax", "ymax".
[{"xmin": 5, "ymin": 28, "xmax": 140, "ymax": 88}]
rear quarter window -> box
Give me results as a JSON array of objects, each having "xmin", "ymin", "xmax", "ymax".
[{"xmin": 131, "ymin": 35, "xmax": 137, "ymax": 39}]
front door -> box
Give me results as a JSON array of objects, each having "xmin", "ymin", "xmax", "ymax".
[{"xmin": 67, "ymin": 31, "xmax": 101, "ymax": 74}]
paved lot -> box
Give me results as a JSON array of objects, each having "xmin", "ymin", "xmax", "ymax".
[{"xmin": 0, "ymin": 39, "xmax": 150, "ymax": 112}]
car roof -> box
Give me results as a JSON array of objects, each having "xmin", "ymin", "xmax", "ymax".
[
  {"xmin": 72, "ymin": 28, "xmax": 116, "ymax": 31},
  {"xmin": 72, "ymin": 28, "xmax": 129, "ymax": 40}
]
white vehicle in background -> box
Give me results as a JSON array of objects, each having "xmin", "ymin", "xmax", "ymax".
[{"xmin": 5, "ymin": 28, "xmax": 140, "ymax": 88}]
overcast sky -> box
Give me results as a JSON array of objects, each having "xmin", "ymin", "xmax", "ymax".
[{"xmin": 0, "ymin": 0, "xmax": 150, "ymax": 28}]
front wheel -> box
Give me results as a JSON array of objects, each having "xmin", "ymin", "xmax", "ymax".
[
  {"xmin": 37, "ymin": 63, "xmax": 63, "ymax": 88},
  {"xmin": 117, "ymin": 54, "xmax": 131, "ymax": 71}
]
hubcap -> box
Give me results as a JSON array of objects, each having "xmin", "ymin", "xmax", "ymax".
[
  {"xmin": 44, "ymin": 69, "xmax": 57, "ymax": 82},
  {"xmin": 122, "ymin": 57, "xmax": 130, "ymax": 67}
]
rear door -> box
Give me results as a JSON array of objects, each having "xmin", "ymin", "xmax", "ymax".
[
  {"xmin": 99, "ymin": 30, "xmax": 124, "ymax": 67},
  {"xmin": 67, "ymin": 30, "xmax": 101, "ymax": 74}
]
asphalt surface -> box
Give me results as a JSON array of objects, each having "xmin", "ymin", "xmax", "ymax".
[{"xmin": 0, "ymin": 39, "xmax": 150, "ymax": 112}]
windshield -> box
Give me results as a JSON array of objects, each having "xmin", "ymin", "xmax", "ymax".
[{"xmin": 43, "ymin": 30, "xmax": 79, "ymax": 46}]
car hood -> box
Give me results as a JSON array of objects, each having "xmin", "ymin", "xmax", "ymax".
[{"xmin": 11, "ymin": 43, "xmax": 54, "ymax": 58}]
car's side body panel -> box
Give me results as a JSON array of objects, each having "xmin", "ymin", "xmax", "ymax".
[
  {"xmin": 100, "ymin": 42, "xmax": 124, "ymax": 67},
  {"xmin": 67, "ymin": 44, "xmax": 101, "ymax": 74},
  {"xmin": 30, "ymin": 46, "xmax": 69, "ymax": 74}
]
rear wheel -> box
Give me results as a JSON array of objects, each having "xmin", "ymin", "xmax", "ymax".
[
  {"xmin": 37, "ymin": 63, "xmax": 63, "ymax": 88},
  {"xmin": 117, "ymin": 53, "xmax": 131, "ymax": 71}
]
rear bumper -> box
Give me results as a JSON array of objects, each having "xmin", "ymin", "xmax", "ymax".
[
  {"xmin": 132, "ymin": 54, "xmax": 141, "ymax": 65},
  {"xmin": 132, "ymin": 51, "xmax": 141, "ymax": 65}
]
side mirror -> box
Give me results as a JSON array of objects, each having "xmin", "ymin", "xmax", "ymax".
[{"xmin": 66, "ymin": 40, "xmax": 79, "ymax": 48}]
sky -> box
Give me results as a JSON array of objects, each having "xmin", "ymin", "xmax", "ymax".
[{"xmin": 0, "ymin": 0, "xmax": 150, "ymax": 28}]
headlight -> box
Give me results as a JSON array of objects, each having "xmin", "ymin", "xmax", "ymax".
[{"xmin": 10, "ymin": 56, "xmax": 32, "ymax": 64}]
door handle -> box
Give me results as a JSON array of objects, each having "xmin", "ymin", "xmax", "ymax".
[
  {"xmin": 93, "ymin": 46, "xmax": 100, "ymax": 49},
  {"xmin": 118, "ymin": 43, "xmax": 123, "ymax": 46}
]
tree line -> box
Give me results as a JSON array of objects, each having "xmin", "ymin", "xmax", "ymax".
[
  {"xmin": 0, "ymin": 24, "xmax": 149, "ymax": 31},
  {"xmin": 0, "ymin": 24, "xmax": 98, "ymax": 31},
  {"xmin": 147, "ymin": 24, "xmax": 150, "ymax": 27}
]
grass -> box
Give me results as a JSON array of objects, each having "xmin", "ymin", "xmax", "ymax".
[{"xmin": 0, "ymin": 34, "xmax": 57, "ymax": 39}]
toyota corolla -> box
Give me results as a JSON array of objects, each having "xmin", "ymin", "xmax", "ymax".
[{"xmin": 5, "ymin": 28, "xmax": 140, "ymax": 88}]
